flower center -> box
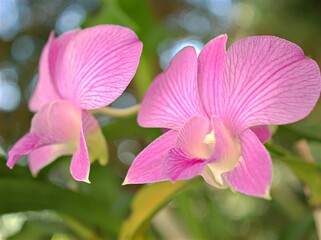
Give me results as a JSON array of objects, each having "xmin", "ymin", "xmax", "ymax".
[
  {"xmin": 200, "ymin": 120, "xmax": 241, "ymax": 189},
  {"xmin": 201, "ymin": 130, "xmax": 216, "ymax": 159},
  {"xmin": 203, "ymin": 130, "xmax": 215, "ymax": 145}
]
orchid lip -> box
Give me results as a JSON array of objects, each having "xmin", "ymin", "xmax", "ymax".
[{"xmin": 200, "ymin": 117, "xmax": 242, "ymax": 188}]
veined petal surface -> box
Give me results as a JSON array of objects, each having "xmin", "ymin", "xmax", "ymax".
[
  {"xmin": 48, "ymin": 30, "xmax": 78, "ymax": 84},
  {"xmin": 56, "ymin": 25, "xmax": 142, "ymax": 110},
  {"xmin": 31, "ymin": 100, "xmax": 81, "ymax": 145},
  {"xmin": 197, "ymin": 34, "xmax": 227, "ymax": 117},
  {"xmin": 29, "ymin": 32, "xmax": 62, "ymax": 112},
  {"xmin": 201, "ymin": 116, "xmax": 240, "ymax": 188},
  {"xmin": 7, "ymin": 100, "xmax": 82, "ymax": 171},
  {"xmin": 163, "ymin": 116, "xmax": 212, "ymax": 182},
  {"xmin": 221, "ymin": 36, "xmax": 321, "ymax": 133},
  {"xmin": 124, "ymin": 130, "xmax": 178, "ymax": 184},
  {"xmin": 7, "ymin": 133, "xmax": 42, "ymax": 169},
  {"xmin": 82, "ymin": 111, "xmax": 108, "ymax": 165},
  {"xmin": 138, "ymin": 47, "xmax": 205, "ymax": 130},
  {"xmin": 70, "ymin": 126, "xmax": 91, "ymax": 182},
  {"xmin": 28, "ymin": 143, "xmax": 75, "ymax": 175},
  {"xmin": 176, "ymin": 115, "xmax": 211, "ymax": 159},
  {"xmin": 164, "ymin": 148, "xmax": 206, "ymax": 182},
  {"xmin": 250, "ymin": 125, "xmax": 271, "ymax": 143},
  {"xmin": 224, "ymin": 129, "xmax": 272, "ymax": 198}
]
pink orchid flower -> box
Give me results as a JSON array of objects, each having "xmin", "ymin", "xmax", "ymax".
[
  {"xmin": 7, "ymin": 25, "xmax": 142, "ymax": 182},
  {"xmin": 124, "ymin": 35, "xmax": 321, "ymax": 197}
]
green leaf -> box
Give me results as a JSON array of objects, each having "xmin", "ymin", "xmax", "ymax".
[
  {"xmin": 9, "ymin": 218, "xmax": 74, "ymax": 240},
  {"xmin": 279, "ymin": 212, "xmax": 314, "ymax": 240},
  {"xmin": 0, "ymin": 178, "xmax": 112, "ymax": 235},
  {"xmin": 120, "ymin": 180, "xmax": 198, "ymax": 239},
  {"xmin": 267, "ymin": 142, "xmax": 321, "ymax": 206},
  {"xmin": 272, "ymin": 154, "xmax": 321, "ymax": 206}
]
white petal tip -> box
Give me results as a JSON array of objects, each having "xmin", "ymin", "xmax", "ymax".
[
  {"xmin": 6, "ymin": 159, "xmax": 14, "ymax": 169},
  {"xmin": 84, "ymin": 179, "xmax": 91, "ymax": 184},
  {"xmin": 75, "ymin": 177, "xmax": 91, "ymax": 184},
  {"xmin": 122, "ymin": 177, "xmax": 129, "ymax": 186},
  {"xmin": 263, "ymin": 189, "xmax": 272, "ymax": 200},
  {"xmin": 6, "ymin": 164, "xmax": 13, "ymax": 169}
]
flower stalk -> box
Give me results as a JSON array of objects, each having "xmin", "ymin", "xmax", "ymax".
[{"xmin": 91, "ymin": 104, "xmax": 140, "ymax": 118}]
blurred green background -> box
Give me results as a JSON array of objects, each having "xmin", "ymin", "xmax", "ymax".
[{"xmin": 1, "ymin": 0, "xmax": 321, "ymax": 239}]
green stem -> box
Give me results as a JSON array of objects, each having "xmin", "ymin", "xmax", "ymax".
[{"xmin": 91, "ymin": 104, "xmax": 140, "ymax": 118}]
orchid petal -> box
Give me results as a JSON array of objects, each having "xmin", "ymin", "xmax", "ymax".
[
  {"xmin": 221, "ymin": 36, "xmax": 321, "ymax": 133},
  {"xmin": 198, "ymin": 34, "xmax": 227, "ymax": 117},
  {"xmin": 176, "ymin": 115, "xmax": 211, "ymax": 159},
  {"xmin": 82, "ymin": 110, "xmax": 99, "ymax": 133},
  {"xmin": 8, "ymin": 101, "xmax": 81, "ymax": 170},
  {"xmin": 31, "ymin": 100, "xmax": 81, "ymax": 145},
  {"xmin": 29, "ymin": 32, "xmax": 61, "ymax": 112},
  {"xmin": 123, "ymin": 130, "xmax": 178, "ymax": 184},
  {"xmin": 28, "ymin": 143, "xmax": 74, "ymax": 175},
  {"xmin": 48, "ymin": 30, "xmax": 78, "ymax": 84},
  {"xmin": 201, "ymin": 116, "xmax": 241, "ymax": 188},
  {"xmin": 164, "ymin": 148, "xmax": 206, "ymax": 182},
  {"xmin": 7, "ymin": 133, "xmax": 41, "ymax": 169},
  {"xmin": 224, "ymin": 129, "xmax": 272, "ymax": 198},
  {"xmin": 163, "ymin": 116, "xmax": 212, "ymax": 182},
  {"xmin": 250, "ymin": 125, "xmax": 271, "ymax": 143},
  {"xmin": 70, "ymin": 126, "xmax": 90, "ymax": 182},
  {"xmin": 138, "ymin": 47, "xmax": 205, "ymax": 130},
  {"xmin": 82, "ymin": 111, "xmax": 108, "ymax": 165},
  {"xmin": 56, "ymin": 25, "xmax": 142, "ymax": 110}
]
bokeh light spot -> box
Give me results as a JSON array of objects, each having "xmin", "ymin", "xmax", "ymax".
[{"xmin": 55, "ymin": 4, "xmax": 86, "ymax": 34}]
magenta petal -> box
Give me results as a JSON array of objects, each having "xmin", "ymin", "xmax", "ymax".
[
  {"xmin": 8, "ymin": 101, "xmax": 81, "ymax": 171},
  {"xmin": 56, "ymin": 25, "xmax": 142, "ymax": 109},
  {"xmin": 210, "ymin": 116, "xmax": 238, "ymax": 161},
  {"xmin": 201, "ymin": 116, "xmax": 241, "ymax": 188},
  {"xmin": 176, "ymin": 115, "xmax": 211, "ymax": 159},
  {"xmin": 198, "ymin": 34, "xmax": 227, "ymax": 117},
  {"xmin": 31, "ymin": 100, "xmax": 81, "ymax": 145},
  {"xmin": 70, "ymin": 127, "xmax": 90, "ymax": 182},
  {"xmin": 29, "ymin": 32, "xmax": 61, "ymax": 112},
  {"xmin": 250, "ymin": 125, "xmax": 271, "ymax": 143},
  {"xmin": 164, "ymin": 148, "xmax": 206, "ymax": 182},
  {"xmin": 222, "ymin": 36, "xmax": 321, "ymax": 133},
  {"xmin": 81, "ymin": 110, "xmax": 99, "ymax": 134},
  {"xmin": 138, "ymin": 47, "xmax": 205, "ymax": 130},
  {"xmin": 48, "ymin": 30, "xmax": 78, "ymax": 85},
  {"xmin": 124, "ymin": 130, "xmax": 178, "ymax": 184},
  {"xmin": 28, "ymin": 143, "xmax": 74, "ymax": 175},
  {"xmin": 7, "ymin": 133, "xmax": 41, "ymax": 169},
  {"xmin": 224, "ymin": 129, "xmax": 272, "ymax": 198},
  {"xmin": 81, "ymin": 110, "xmax": 108, "ymax": 165}
]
